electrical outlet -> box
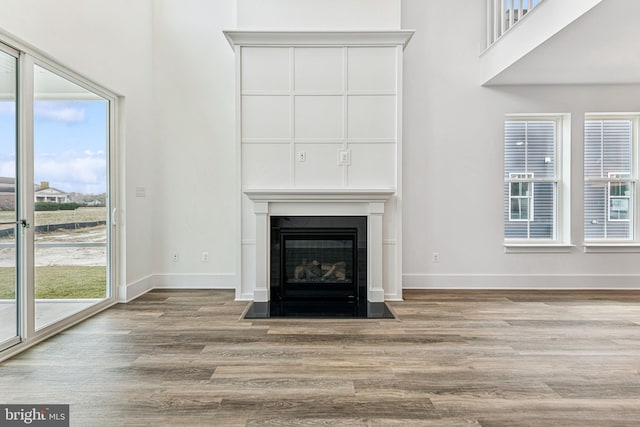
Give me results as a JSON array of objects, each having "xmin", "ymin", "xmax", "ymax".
[
  {"xmin": 296, "ymin": 151, "xmax": 306, "ymax": 162},
  {"xmin": 432, "ymin": 252, "xmax": 440, "ymax": 263},
  {"xmin": 171, "ymin": 252, "xmax": 178, "ymax": 262},
  {"xmin": 202, "ymin": 251, "xmax": 209, "ymax": 262}
]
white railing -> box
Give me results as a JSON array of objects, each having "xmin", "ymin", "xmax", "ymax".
[{"xmin": 487, "ymin": 0, "xmax": 545, "ymax": 46}]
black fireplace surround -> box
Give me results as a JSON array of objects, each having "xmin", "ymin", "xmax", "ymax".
[{"xmin": 244, "ymin": 216, "xmax": 393, "ymax": 318}]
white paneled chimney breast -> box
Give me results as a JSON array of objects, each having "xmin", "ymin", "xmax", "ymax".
[{"xmin": 224, "ymin": 30, "xmax": 414, "ymax": 303}]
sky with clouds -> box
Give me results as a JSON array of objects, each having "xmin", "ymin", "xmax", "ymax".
[{"xmin": 0, "ymin": 99, "xmax": 108, "ymax": 194}]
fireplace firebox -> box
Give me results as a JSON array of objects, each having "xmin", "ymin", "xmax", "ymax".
[{"xmin": 270, "ymin": 216, "xmax": 367, "ymax": 316}]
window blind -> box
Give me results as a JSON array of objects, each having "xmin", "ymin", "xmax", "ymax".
[
  {"xmin": 504, "ymin": 120, "xmax": 557, "ymax": 239},
  {"xmin": 584, "ymin": 119, "xmax": 634, "ymax": 240}
]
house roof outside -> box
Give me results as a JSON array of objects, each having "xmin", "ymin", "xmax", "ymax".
[{"xmin": 0, "ymin": 177, "xmax": 70, "ymax": 198}]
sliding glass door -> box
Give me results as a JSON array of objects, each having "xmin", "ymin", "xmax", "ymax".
[
  {"xmin": 33, "ymin": 64, "xmax": 111, "ymax": 330},
  {"xmin": 0, "ymin": 46, "xmax": 19, "ymax": 351},
  {"xmin": 0, "ymin": 41, "xmax": 116, "ymax": 358}
]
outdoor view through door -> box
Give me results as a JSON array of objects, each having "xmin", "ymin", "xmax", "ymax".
[
  {"xmin": 0, "ymin": 39, "xmax": 115, "ymax": 359},
  {"xmin": 33, "ymin": 64, "xmax": 110, "ymax": 330},
  {"xmin": 0, "ymin": 48, "xmax": 18, "ymax": 350}
]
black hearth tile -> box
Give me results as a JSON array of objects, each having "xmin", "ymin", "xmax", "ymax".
[{"xmin": 243, "ymin": 301, "xmax": 394, "ymax": 319}]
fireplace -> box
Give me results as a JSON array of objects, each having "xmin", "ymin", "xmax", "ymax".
[
  {"xmin": 225, "ymin": 31, "xmax": 413, "ymax": 311},
  {"xmin": 270, "ymin": 216, "xmax": 367, "ymax": 316},
  {"xmin": 241, "ymin": 189, "xmax": 396, "ymax": 318}
]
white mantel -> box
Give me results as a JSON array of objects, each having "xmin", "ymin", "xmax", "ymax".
[
  {"xmin": 226, "ymin": 30, "xmax": 413, "ymax": 302},
  {"xmin": 244, "ymin": 188, "xmax": 394, "ymax": 303},
  {"xmin": 243, "ymin": 188, "xmax": 396, "ymax": 201}
]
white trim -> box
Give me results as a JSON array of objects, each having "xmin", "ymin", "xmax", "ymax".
[
  {"xmin": 403, "ymin": 273, "xmax": 640, "ymax": 289},
  {"xmin": 118, "ymin": 274, "xmax": 154, "ymax": 303},
  {"xmin": 153, "ymin": 274, "xmax": 236, "ymax": 289},
  {"xmin": 242, "ymin": 138, "xmax": 293, "ymax": 144},
  {"xmin": 345, "ymin": 138, "xmax": 396, "ymax": 144},
  {"xmin": 583, "ymin": 243, "xmax": 640, "ymax": 253},
  {"xmin": 19, "ymin": 52, "xmax": 36, "ymax": 348},
  {"xmin": 223, "ymin": 30, "xmax": 415, "ymax": 50},
  {"xmin": 237, "ymin": 292, "xmax": 255, "ymax": 301},
  {"xmin": 243, "ymin": 188, "xmax": 395, "ymax": 201},
  {"xmin": 235, "ymin": 44, "xmax": 243, "ymax": 302},
  {"xmin": 504, "ymin": 243, "xmax": 576, "ymax": 253}
]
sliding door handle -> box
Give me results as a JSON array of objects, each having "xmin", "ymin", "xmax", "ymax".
[{"xmin": 0, "ymin": 219, "xmax": 29, "ymax": 228}]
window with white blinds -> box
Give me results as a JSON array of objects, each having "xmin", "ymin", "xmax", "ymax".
[
  {"xmin": 504, "ymin": 119, "xmax": 558, "ymax": 240},
  {"xmin": 584, "ymin": 118, "xmax": 637, "ymax": 240}
]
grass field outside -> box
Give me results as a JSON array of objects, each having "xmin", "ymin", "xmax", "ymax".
[
  {"xmin": 0, "ymin": 207, "xmax": 108, "ymax": 299},
  {"xmin": 0, "ymin": 266, "xmax": 107, "ymax": 299}
]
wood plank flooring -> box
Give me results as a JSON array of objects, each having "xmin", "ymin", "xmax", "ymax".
[{"xmin": 2, "ymin": 289, "xmax": 640, "ymax": 426}]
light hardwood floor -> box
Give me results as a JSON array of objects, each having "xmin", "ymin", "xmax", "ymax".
[{"xmin": 2, "ymin": 289, "xmax": 640, "ymax": 426}]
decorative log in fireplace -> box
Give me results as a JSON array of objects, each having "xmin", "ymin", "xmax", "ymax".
[{"xmin": 270, "ymin": 216, "xmax": 367, "ymax": 316}]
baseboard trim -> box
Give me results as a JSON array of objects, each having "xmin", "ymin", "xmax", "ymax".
[
  {"xmin": 403, "ymin": 273, "xmax": 640, "ymax": 289},
  {"xmin": 122, "ymin": 272, "xmax": 640, "ymax": 304},
  {"xmin": 119, "ymin": 274, "xmax": 154, "ymax": 302},
  {"xmin": 237, "ymin": 292, "xmax": 255, "ymax": 301}
]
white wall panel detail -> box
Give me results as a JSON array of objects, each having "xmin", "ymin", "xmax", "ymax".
[
  {"xmin": 294, "ymin": 144, "xmax": 343, "ymax": 188},
  {"xmin": 242, "ymin": 144, "xmax": 291, "ymax": 187},
  {"xmin": 348, "ymin": 95, "xmax": 396, "ymax": 140},
  {"xmin": 294, "ymin": 48, "xmax": 344, "ymax": 92},
  {"xmin": 384, "ymin": 244, "xmax": 400, "ymax": 300},
  {"xmin": 348, "ymin": 47, "xmax": 397, "ymax": 92},
  {"xmin": 241, "ymin": 47, "xmax": 290, "ymax": 91},
  {"xmin": 241, "ymin": 196, "xmax": 257, "ymax": 240},
  {"xmin": 295, "ymin": 95, "xmax": 344, "ymax": 139},
  {"xmin": 241, "ymin": 243, "xmax": 256, "ymax": 299},
  {"xmin": 348, "ymin": 144, "xmax": 395, "ymax": 188},
  {"xmin": 241, "ymin": 95, "xmax": 290, "ymax": 139},
  {"xmin": 226, "ymin": 30, "xmax": 411, "ymax": 301}
]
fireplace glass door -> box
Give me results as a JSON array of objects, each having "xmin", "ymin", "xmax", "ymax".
[
  {"xmin": 270, "ymin": 216, "xmax": 367, "ymax": 316},
  {"xmin": 282, "ymin": 232, "xmax": 356, "ymax": 299}
]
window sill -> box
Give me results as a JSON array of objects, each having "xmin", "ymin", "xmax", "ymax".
[
  {"xmin": 583, "ymin": 243, "xmax": 640, "ymax": 253},
  {"xmin": 504, "ymin": 243, "xmax": 575, "ymax": 254}
]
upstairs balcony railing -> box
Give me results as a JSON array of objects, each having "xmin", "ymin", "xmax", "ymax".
[{"xmin": 487, "ymin": 0, "xmax": 545, "ymax": 46}]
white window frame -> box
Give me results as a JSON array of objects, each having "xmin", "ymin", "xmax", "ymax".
[
  {"xmin": 583, "ymin": 114, "xmax": 639, "ymax": 251},
  {"xmin": 607, "ymin": 172, "xmax": 632, "ymax": 222},
  {"xmin": 509, "ymin": 172, "xmax": 534, "ymax": 221},
  {"xmin": 504, "ymin": 114, "xmax": 572, "ymax": 252}
]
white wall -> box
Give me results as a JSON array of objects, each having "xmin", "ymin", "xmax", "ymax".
[
  {"xmin": 402, "ymin": 0, "xmax": 640, "ymax": 288},
  {"xmin": 151, "ymin": 0, "xmax": 237, "ymax": 288},
  {"xmin": 0, "ymin": 0, "xmax": 156, "ymax": 299},
  {"xmin": 237, "ymin": 0, "xmax": 401, "ymax": 29}
]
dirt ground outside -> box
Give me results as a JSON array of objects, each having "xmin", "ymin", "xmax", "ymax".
[{"xmin": 0, "ymin": 206, "xmax": 107, "ymax": 268}]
